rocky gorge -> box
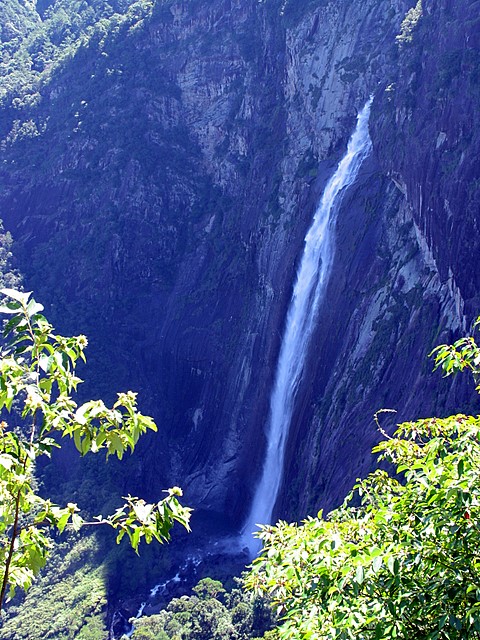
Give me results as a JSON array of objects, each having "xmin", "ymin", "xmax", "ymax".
[{"xmin": 0, "ymin": 0, "xmax": 479, "ymax": 623}]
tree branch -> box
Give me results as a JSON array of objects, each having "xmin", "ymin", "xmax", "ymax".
[{"xmin": 0, "ymin": 488, "xmax": 22, "ymax": 613}]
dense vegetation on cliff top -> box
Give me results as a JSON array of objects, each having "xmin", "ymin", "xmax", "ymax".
[
  {"xmin": 0, "ymin": 0, "xmax": 154, "ymax": 101},
  {"xmin": 0, "ymin": 0, "xmax": 301, "ymax": 115}
]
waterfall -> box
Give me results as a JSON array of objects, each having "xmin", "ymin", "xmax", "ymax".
[{"xmin": 241, "ymin": 98, "xmax": 373, "ymax": 556}]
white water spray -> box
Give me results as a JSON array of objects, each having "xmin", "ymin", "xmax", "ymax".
[{"xmin": 241, "ymin": 98, "xmax": 373, "ymax": 556}]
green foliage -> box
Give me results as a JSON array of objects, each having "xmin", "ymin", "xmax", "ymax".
[
  {"xmin": 193, "ymin": 577, "xmax": 226, "ymax": 600},
  {"xmin": 131, "ymin": 577, "xmax": 276, "ymax": 640},
  {"xmin": 430, "ymin": 320, "xmax": 480, "ymax": 384},
  {"xmin": 0, "ymin": 0, "xmax": 161, "ymax": 114},
  {"xmin": 246, "ymin": 324, "xmax": 480, "ymax": 639},
  {"xmin": 0, "ymin": 223, "xmax": 21, "ymax": 292},
  {"xmin": 0, "ymin": 534, "xmax": 108, "ymax": 639},
  {"xmin": 0, "ymin": 289, "xmax": 191, "ymax": 611},
  {"xmin": 0, "ymin": 0, "xmax": 173, "ymax": 154},
  {"xmin": 396, "ymin": 0, "xmax": 423, "ymax": 47}
]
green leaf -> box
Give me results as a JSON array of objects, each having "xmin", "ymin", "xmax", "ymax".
[
  {"xmin": 1, "ymin": 289, "xmax": 31, "ymax": 305},
  {"xmin": 387, "ymin": 556, "xmax": 399, "ymax": 575},
  {"xmin": 71, "ymin": 513, "xmax": 83, "ymax": 531},
  {"xmin": 130, "ymin": 527, "xmax": 141, "ymax": 552},
  {"xmin": 0, "ymin": 453, "xmax": 15, "ymax": 470},
  {"xmin": 2, "ymin": 314, "xmax": 25, "ymax": 334},
  {"xmin": 26, "ymin": 299, "xmax": 44, "ymax": 317},
  {"xmin": 80, "ymin": 432, "xmax": 91, "ymax": 455},
  {"xmin": 39, "ymin": 354, "xmax": 55, "ymax": 373},
  {"xmin": 132, "ymin": 501, "xmax": 153, "ymax": 523},
  {"xmin": 139, "ymin": 414, "xmax": 157, "ymax": 432},
  {"xmin": 372, "ymin": 555, "xmax": 382, "ymax": 573},
  {"xmin": 108, "ymin": 433, "xmax": 124, "ymax": 458},
  {"xmin": 73, "ymin": 428, "xmax": 82, "ymax": 453},
  {"xmin": 56, "ymin": 512, "xmax": 70, "ymax": 534},
  {"xmin": 355, "ymin": 565, "xmax": 365, "ymax": 584},
  {"xmin": 0, "ymin": 303, "xmax": 21, "ymax": 315}
]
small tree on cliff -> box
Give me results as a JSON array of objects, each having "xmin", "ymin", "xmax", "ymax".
[
  {"xmin": 246, "ymin": 323, "xmax": 480, "ymax": 639},
  {"xmin": 0, "ymin": 288, "xmax": 191, "ymax": 613}
]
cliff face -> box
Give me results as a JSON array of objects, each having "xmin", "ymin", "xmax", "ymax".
[
  {"xmin": 0, "ymin": 0, "xmax": 478, "ymax": 532},
  {"xmin": 374, "ymin": 0, "xmax": 480, "ymax": 313},
  {"xmin": 284, "ymin": 0, "xmax": 480, "ymax": 516}
]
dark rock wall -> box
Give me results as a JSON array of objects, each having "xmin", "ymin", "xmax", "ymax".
[
  {"xmin": 283, "ymin": 0, "xmax": 480, "ymax": 518},
  {"xmin": 0, "ymin": 0, "xmax": 478, "ymax": 529},
  {"xmin": 373, "ymin": 0, "xmax": 480, "ymax": 314}
]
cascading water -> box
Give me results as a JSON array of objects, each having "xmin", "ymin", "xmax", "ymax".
[{"xmin": 241, "ymin": 98, "xmax": 373, "ymax": 556}]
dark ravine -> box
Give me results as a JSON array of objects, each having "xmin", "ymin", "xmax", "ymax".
[{"xmin": 0, "ymin": 0, "xmax": 479, "ymax": 609}]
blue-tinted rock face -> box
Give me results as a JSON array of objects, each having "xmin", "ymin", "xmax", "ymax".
[
  {"xmin": 373, "ymin": 0, "xmax": 480, "ymax": 309},
  {"xmin": 0, "ymin": 0, "xmax": 477, "ymax": 533}
]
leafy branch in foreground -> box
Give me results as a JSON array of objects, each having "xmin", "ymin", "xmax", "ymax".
[
  {"xmin": 0, "ymin": 288, "xmax": 191, "ymax": 612},
  {"xmin": 246, "ymin": 323, "xmax": 480, "ymax": 639}
]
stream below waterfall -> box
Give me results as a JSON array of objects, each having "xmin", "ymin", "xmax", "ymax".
[{"xmin": 110, "ymin": 537, "xmax": 248, "ymax": 639}]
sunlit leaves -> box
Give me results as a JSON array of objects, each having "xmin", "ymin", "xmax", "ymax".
[
  {"xmin": 431, "ymin": 332, "xmax": 480, "ymax": 391},
  {"xmin": 246, "ymin": 320, "xmax": 480, "ymax": 639},
  {"xmin": 0, "ymin": 289, "xmax": 191, "ymax": 610},
  {"xmin": 107, "ymin": 489, "xmax": 191, "ymax": 553}
]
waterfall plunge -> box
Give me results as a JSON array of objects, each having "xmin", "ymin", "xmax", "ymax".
[{"xmin": 241, "ymin": 98, "xmax": 373, "ymax": 556}]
